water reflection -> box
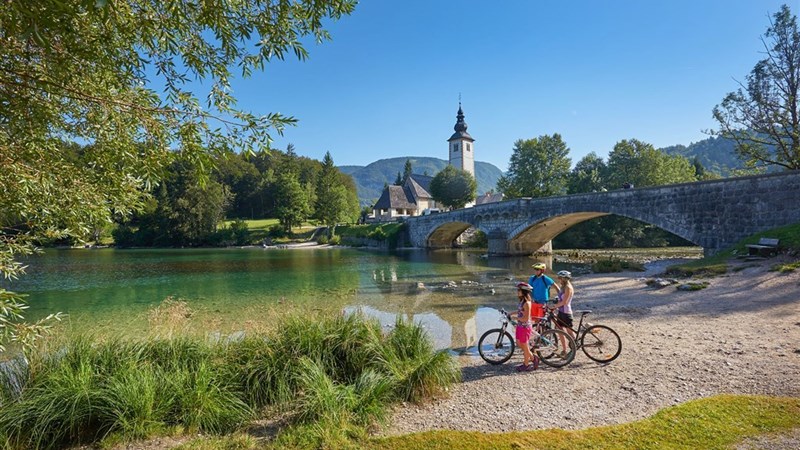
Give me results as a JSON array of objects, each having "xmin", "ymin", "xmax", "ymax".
[
  {"xmin": 15, "ymin": 248, "xmax": 570, "ymax": 348},
  {"xmin": 342, "ymin": 304, "xmax": 510, "ymax": 354}
]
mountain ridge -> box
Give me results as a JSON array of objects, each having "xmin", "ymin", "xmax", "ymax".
[{"xmin": 339, "ymin": 156, "xmax": 503, "ymax": 206}]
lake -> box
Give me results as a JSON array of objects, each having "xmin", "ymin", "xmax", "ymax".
[{"xmin": 7, "ymin": 247, "xmax": 698, "ymax": 350}]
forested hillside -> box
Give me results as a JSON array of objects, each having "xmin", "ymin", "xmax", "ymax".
[
  {"xmin": 340, "ymin": 157, "xmax": 503, "ymax": 206},
  {"xmin": 660, "ymin": 136, "xmax": 741, "ymax": 176}
]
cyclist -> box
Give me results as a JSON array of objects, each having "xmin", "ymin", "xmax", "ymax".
[
  {"xmin": 513, "ymin": 282, "xmax": 537, "ymax": 372},
  {"xmin": 550, "ymin": 270, "xmax": 575, "ymax": 357},
  {"xmin": 528, "ymin": 262, "xmax": 559, "ymax": 322}
]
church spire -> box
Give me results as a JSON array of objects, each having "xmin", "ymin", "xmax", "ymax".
[
  {"xmin": 450, "ymin": 103, "xmax": 473, "ymax": 141},
  {"xmin": 447, "ymin": 101, "xmax": 475, "ymax": 178}
]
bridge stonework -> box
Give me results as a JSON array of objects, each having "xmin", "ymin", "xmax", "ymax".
[{"xmin": 405, "ymin": 171, "xmax": 800, "ymax": 256}]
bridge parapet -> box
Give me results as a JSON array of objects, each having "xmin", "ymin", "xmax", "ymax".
[{"xmin": 405, "ymin": 171, "xmax": 800, "ymax": 256}]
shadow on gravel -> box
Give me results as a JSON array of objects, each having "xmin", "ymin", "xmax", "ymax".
[{"xmin": 458, "ymin": 357, "xmax": 615, "ymax": 385}]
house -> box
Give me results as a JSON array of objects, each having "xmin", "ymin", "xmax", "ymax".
[
  {"xmin": 371, "ymin": 174, "xmax": 439, "ymax": 221},
  {"xmin": 475, "ymin": 191, "xmax": 504, "ymax": 205}
]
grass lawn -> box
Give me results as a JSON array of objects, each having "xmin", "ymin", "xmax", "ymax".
[
  {"xmin": 666, "ymin": 222, "xmax": 800, "ymax": 277},
  {"xmin": 171, "ymin": 395, "xmax": 800, "ymax": 449},
  {"xmin": 366, "ymin": 395, "xmax": 800, "ymax": 450},
  {"xmin": 222, "ymin": 219, "xmax": 321, "ymax": 244}
]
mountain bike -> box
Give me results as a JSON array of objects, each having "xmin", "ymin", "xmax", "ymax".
[
  {"xmin": 544, "ymin": 306, "xmax": 622, "ymax": 363},
  {"xmin": 477, "ymin": 308, "xmax": 576, "ymax": 368}
]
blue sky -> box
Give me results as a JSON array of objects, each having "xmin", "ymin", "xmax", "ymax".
[{"xmin": 228, "ymin": 0, "xmax": 793, "ymax": 171}]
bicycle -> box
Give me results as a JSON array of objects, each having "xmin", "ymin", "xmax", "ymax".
[
  {"xmin": 477, "ymin": 308, "xmax": 576, "ymax": 368},
  {"xmin": 543, "ymin": 305, "xmax": 622, "ymax": 363}
]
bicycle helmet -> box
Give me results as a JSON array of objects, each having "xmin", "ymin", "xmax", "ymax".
[
  {"xmin": 531, "ymin": 262, "xmax": 546, "ymax": 270},
  {"xmin": 515, "ymin": 282, "xmax": 533, "ymax": 292},
  {"xmin": 557, "ymin": 270, "xmax": 572, "ymax": 279}
]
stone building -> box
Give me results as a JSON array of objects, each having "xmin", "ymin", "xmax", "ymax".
[{"xmin": 371, "ymin": 103, "xmax": 498, "ymax": 221}]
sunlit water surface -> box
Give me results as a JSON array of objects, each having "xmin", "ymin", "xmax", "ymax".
[{"xmin": 10, "ymin": 247, "xmax": 696, "ymax": 350}]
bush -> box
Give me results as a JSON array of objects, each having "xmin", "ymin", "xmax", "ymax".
[
  {"xmin": 267, "ymin": 225, "xmax": 287, "ymax": 239},
  {"xmin": 229, "ymin": 220, "xmax": 250, "ymax": 246},
  {"xmin": 367, "ymin": 227, "xmax": 387, "ymax": 241},
  {"xmin": 329, "ymin": 235, "xmax": 341, "ymax": 245}
]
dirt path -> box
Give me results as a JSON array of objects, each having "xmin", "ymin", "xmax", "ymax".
[{"xmin": 385, "ymin": 257, "xmax": 800, "ymax": 435}]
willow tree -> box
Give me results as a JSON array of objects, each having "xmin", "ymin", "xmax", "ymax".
[{"xmin": 0, "ymin": 0, "xmax": 357, "ymax": 351}]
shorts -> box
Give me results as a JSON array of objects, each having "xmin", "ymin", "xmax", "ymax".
[
  {"xmin": 557, "ymin": 311, "xmax": 574, "ymax": 328},
  {"xmin": 515, "ymin": 324, "xmax": 532, "ymax": 343},
  {"xmin": 530, "ymin": 302, "xmax": 545, "ymax": 321}
]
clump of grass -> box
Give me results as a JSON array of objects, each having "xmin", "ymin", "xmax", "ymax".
[
  {"xmin": 676, "ymin": 281, "xmax": 710, "ymax": 291},
  {"xmin": 665, "ymin": 263, "xmax": 728, "ymax": 277},
  {"xmin": 591, "ymin": 258, "xmax": 645, "ymax": 273},
  {"xmin": 147, "ymin": 297, "xmax": 195, "ymax": 337},
  {"xmin": 771, "ymin": 260, "xmax": 800, "ymax": 273},
  {"xmin": 0, "ymin": 312, "xmax": 459, "ymax": 448},
  {"xmin": 378, "ymin": 317, "xmax": 461, "ymax": 403}
]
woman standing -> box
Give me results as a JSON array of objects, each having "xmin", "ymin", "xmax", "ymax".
[{"xmin": 551, "ymin": 270, "xmax": 575, "ymax": 358}]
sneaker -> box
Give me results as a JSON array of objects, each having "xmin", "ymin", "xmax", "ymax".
[{"xmin": 515, "ymin": 364, "xmax": 529, "ymax": 372}]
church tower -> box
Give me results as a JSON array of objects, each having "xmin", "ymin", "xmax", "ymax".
[{"xmin": 447, "ymin": 103, "xmax": 475, "ymax": 177}]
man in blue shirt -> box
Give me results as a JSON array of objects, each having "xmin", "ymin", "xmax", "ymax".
[{"xmin": 527, "ymin": 262, "xmax": 559, "ymax": 320}]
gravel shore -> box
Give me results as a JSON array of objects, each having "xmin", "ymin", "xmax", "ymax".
[{"xmin": 385, "ymin": 257, "xmax": 800, "ymax": 436}]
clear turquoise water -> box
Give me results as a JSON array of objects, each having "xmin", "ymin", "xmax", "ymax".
[{"xmin": 9, "ymin": 247, "xmax": 563, "ymax": 349}]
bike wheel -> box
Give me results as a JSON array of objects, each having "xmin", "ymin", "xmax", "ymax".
[
  {"xmin": 533, "ymin": 329, "xmax": 575, "ymax": 368},
  {"xmin": 581, "ymin": 325, "xmax": 622, "ymax": 363},
  {"xmin": 478, "ymin": 329, "xmax": 515, "ymax": 365}
]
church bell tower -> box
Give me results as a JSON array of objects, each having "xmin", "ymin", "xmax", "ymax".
[{"xmin": 447, "ymin": 103, "xmax": 475, "ymax": 177}]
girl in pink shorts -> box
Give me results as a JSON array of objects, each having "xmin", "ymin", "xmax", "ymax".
[{"xmin": 514, "ymin": 282, "xmax": 536, "ymax": 371}]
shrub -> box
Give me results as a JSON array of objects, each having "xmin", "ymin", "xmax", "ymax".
[
  {"xmin": 228, "ymin": 220, "xmax": 250, "ymax": 246},
  {"xmin": 367, "ymin": 227, "xmax": 388, "ymax": 241},
  {"xmin": 329, "ymin": 235, "xmax": 341, "ymax": 245}
]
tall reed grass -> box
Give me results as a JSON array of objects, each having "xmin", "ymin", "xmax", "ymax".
[{"xmin": 0, "ymin": 311, "xmax": 460, "ymax": 448}]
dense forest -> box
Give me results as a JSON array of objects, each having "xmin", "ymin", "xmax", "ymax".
[{"xmin": 53, "ymin": 144, "xmax": 364, "ymax": 248}]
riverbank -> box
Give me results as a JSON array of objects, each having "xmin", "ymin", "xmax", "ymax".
[{"xmin": 384, "ymin": 256, "xmax": 800, "ymax": 436}]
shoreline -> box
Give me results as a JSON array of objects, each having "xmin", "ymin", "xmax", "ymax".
[{"xmin": 384, "ymin": 256, "xmax": 800, "ymax": 435}]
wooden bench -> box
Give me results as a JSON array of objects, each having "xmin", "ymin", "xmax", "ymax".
[{"xmin": 746, "ymin": 237, "xmax": 780, "ymax": 257}]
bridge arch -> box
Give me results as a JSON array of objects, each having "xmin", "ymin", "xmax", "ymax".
[
  {"xmin": 425, "ymin": 221, "xmax": 475, "ymax": 248},
  {"xmin": 506, "ymin": 211, "xmax": 704, "ymax": 250}
]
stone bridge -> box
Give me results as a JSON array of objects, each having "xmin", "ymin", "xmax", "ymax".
[{"xmin": 405, "ymin": 171, "xmax": 800, "ymax": 256}]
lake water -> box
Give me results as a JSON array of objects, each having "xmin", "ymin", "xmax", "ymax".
[{"xmin": 8, "ymin": 247, "xmax": 586, "ymax": 350}]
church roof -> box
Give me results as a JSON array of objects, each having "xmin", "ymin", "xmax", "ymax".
[
  {"xmin": 448, "ymin": 104, "xmax": 474, "ymax": 142},
  {"xmin": 373, "ymin": 185, "xmax": 416, "ymax": 210}
]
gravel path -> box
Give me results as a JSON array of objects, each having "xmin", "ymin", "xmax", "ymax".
[{"xmin": 385, "ymin": 257, "xmax": 800, "ymax": 436}]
